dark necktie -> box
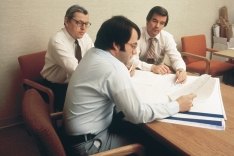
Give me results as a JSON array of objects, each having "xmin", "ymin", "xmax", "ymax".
[{"xmin": 75, "ymin": 40, "xmax": 82, "ymax": 63}]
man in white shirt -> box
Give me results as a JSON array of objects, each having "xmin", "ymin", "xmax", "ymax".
[
  {"xmin": 133, "ymin": 6, "xmax": 187, "ymax": 83},
  {"xmin": 63, "ymin": 15, "xmax": 196, "ymax": 155},
  {"xmin": 40, "ymin": 5, "xmax": 94, "ymax": 111}
]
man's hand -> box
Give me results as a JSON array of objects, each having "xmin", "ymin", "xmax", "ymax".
[
  {"xmin": 176, "ymin": 93, "xmax": 197, "ymax": 112},
  {"xmin": 151, "ymin": 64, "xmax": 172, "ymax": 74},
  {"xmin": 175, "ymin": 69, "xmax": 187, "ymax": 84}
]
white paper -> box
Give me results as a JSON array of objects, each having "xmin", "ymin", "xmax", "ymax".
[
  {"xmin": 131, "ymin": 70, "xmax": 226, "ymax": 130},
  {"xmin": 168, "ymin": 74, "xmax": 216, "ymax": 102}
]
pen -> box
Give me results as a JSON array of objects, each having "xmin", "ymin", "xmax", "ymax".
[
  {"xmin": 128, "ymin": 63, "xmax": 134, "ymax": 72},
  {"xmin": 175, "ymin": 70, "xmax": 182, "ymax": 84}
]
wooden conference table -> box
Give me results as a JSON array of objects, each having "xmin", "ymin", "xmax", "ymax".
[
  {"xmin": 142, "ymin": 83, "xmax": 234, "ymax": 156},
  {"xmin": 213, "ymin": 49, "xmax": 234, "ymax": 59}
]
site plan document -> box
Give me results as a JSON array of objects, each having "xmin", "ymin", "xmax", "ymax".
[{"xmin": 131, "ymin": 70, "xmax": 226, "ymax": 130}]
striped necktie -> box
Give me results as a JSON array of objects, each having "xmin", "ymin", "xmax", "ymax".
[
  {"xmin": 75, "ymin": 40, "xmax": 82, "ymax": 63},
  {"xmin": 146, "ymin": 38, "xmax": 156, "ymax": 63}
]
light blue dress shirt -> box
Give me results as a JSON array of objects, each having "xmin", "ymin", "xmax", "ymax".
[{"xmin": 63, "ymin": 47, "xmax": 179, "ymax": 135}]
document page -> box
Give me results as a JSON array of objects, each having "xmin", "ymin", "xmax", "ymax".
[
  {"xmin": 131, "ymin": 70, "xmax": 226, "ymax": 130},
  {"xmin": 168, "ymin": 74, "xmax": 216, "ymax": 102}
]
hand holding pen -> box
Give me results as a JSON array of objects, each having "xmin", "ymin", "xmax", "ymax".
[{"xmin": 175, "ymin": 69, "xmax": 187, "ymax": 84}]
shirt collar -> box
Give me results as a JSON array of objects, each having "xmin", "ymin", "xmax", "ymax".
[
  {"xmin": 143, "ymin": 27, "xmax": 160, "ymax": 41},
  {"xmin": 62, "ymin": 28, "xmax": 77, "ymax": 44}
]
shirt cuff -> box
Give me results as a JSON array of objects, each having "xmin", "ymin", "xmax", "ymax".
[
  {"xmin": 166, "ymin": 101, "xmax": 180, "ymax": 115},
  {"xmin": 175, "ymin": 68, "xmax": 186, "ymax": 72}
]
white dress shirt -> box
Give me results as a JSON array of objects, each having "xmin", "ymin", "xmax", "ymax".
[
  {"xmin": 133, "ymin": 27, "xmax": 186, "ymax": 71},
  {"xmin": 41, "ymin": 28, "xmax": 94, "ymax": 83},
  {"xmin": 63, "ymin": 48, "xmax": 179, "ymax": 136}
]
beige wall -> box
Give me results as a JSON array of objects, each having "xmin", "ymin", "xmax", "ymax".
[{"xmin": 0, "ymin": 0, "xmax": 233, "ymax": 127}]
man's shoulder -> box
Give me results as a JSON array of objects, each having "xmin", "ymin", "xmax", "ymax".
[
  {"xmin": 158, "ymin": 30, "xmax": 175, "ymax": 42},
  {"xmin": 50, "ymin": 28, "xmax": 67, "ymax": 42},
  {"xmin": 140, "ymin": 26, "xmax": 147, "ymax": 35},
  {"xmin": 160, "ymin": 30, "xmax": 173, "ymax": 37},
  {"xmin": 80, "ymin": 33, "xmax": 92, "ymax": 41}
]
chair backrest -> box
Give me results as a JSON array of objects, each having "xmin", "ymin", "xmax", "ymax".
[
  {"xmin": 22, "ymin": 89, "xmax": 144, "ymax": 156},
  {"xmin": 18, "ymin": 51, "xmax": 46, "ymax": 81},
  {"xmin": 22, "ymin": 89, "xmax": 66, "ymax": 156},
  {"xmin": 181, "ymin": 34, "xmax": 207, "ymax": 64}
]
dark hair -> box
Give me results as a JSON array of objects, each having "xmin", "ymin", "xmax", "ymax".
[
  {"xmin": 94, "ymin": 16, "xmax": 141, "ymax": 51},
  {"xmin": 146, "ymin": 6, "xmax": 169, "ymax": 26},
  {"xmin": 65, "ymin": 5, "xmax": 88, "ymax": 20}
]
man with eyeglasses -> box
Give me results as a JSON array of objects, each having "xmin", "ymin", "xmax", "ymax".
[
  {"xmin": 132, "ymin": 6, "xmax": 187, "ymax": 84},
  {"xmin": 63, "ymin": 15, "xmax": 195, "ymax": 156},
  {"xmin": 41, "ymin": 5, "xmax": 93, "ymax": 111}
]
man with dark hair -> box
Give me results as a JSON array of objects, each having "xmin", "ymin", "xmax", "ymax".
[
  {"xmin": 63, "ymin": 15, "xmax": 195, "ymax": 155},
  {"xmin": 41, "ymin": 5, "xmax": 93, "ymax": 111},
  {"xmin": 133, "ymin": 6, "xmax": 187, "ymax": 83}
]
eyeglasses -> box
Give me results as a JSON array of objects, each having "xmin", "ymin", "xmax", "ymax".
[
  {"xmin": 72, "ymin": 18, "xmax": 91, "ymax": 28},
  {"xmin": 126, "ymin": 42, "xmax": 138, "ymax": 50}
]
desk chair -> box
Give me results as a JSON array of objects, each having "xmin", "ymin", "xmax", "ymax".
[
  {"xmin": 22, "ymin": 89, "xmax": 144, "ymax": 156},
  {"xmin": 18, "ymin": 51, "xmax": 55, "ymax": 113},
  {"xmin": 181, "ymin": 34, "xmax": 234, "ymax": 76}
]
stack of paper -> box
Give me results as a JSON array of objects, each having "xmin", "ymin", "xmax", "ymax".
[{"xmin": 131, "ymin": 70, "xmax": 226, "ymax": 130}]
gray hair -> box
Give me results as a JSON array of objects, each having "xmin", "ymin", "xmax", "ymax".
[{"xmin": 65, "ymin": 5, "xmax": 88, "ymax": 20}]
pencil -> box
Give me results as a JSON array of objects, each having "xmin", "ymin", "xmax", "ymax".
[{"xmin": 128, "ymin": 63, "xmax": 134, "ymax": 72}]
